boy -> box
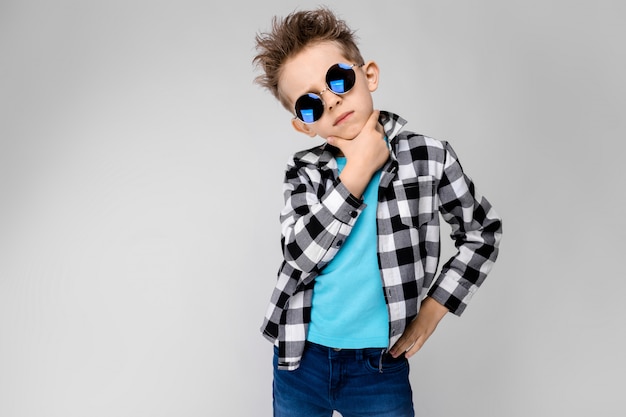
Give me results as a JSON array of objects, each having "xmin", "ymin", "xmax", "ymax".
[{"xmin": 253, "ymin": 7, "xmax": 502, "ymax": 417}]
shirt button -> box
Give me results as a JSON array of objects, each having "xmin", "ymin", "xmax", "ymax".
[
  {"xmin": 336, "ymin": 240, "xmax": 343, "ymax": 247},
  {"xmin": 350, "ymin": 210, "xmax": 358, "ymax": 218}
]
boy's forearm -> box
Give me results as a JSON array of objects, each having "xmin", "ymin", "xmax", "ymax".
[
  {"xmin": 419, "ymin": 297, "xmax": 449, "ymax": 324},
  {"xmin": 280, "ymin": 165, "xmax": 365, "ymax": 275}
]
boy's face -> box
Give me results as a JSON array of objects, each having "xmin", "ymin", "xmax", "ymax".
[{"xmin": 278, "ymin": 41, "xmax": 379, "ymax": 141}]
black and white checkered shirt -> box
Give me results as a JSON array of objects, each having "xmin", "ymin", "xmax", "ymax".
[{"xmin": 261, "ymin": 111, "xmax": 502, "ymax": 370}]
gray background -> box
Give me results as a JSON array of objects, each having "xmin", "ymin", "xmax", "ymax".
[{"xmin": 1, "ymin": 0, "xmax": 624, "ymax": 416}]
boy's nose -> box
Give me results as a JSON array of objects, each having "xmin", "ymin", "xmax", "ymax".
[{"xmin": 326, "ymin": 91, "xmax": 342, "ymax": 111}]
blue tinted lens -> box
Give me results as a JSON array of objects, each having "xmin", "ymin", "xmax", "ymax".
[
  {"xmin": 329, "ymin": 79, "xmax": 345, "ymax": 93},
  {"xmin": 300, "ymin": 109, "xmax": 315, "ymax": 123},
  {"xmin": 295, "ymin": 93, "xmax": 324, "ymax": 123},
  {"xmin": 326, "ymin": 64, "xmax": 356, "ymax": 95}
]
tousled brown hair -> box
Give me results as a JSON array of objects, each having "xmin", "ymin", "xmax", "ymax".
[{"xmin": 253, "ymin": 7, "xmax": 364, "ymax": 109}]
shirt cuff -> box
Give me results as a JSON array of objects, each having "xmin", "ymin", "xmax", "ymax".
[{"xmin": 321, "ymin": 178, "xmax": 365, "ymax": 225}]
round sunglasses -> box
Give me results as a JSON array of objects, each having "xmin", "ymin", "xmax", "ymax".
[{"xmin": 294, "ymin": 63, "xmax": 364, "ymax": 124}]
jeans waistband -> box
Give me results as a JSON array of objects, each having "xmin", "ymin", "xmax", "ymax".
[{"xmin": 305, "ymin": 341, "xmax": 387, "ymax": 358}]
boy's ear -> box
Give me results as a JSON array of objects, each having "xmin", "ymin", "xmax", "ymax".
[
  {"xmin": 363, "ymin": 61, "xmax": 380, "ymax": 92},
  {"xmin": 291, "ymin": 118, "xmax": 317, "ymax": 137}
]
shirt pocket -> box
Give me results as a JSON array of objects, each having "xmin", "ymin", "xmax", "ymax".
[{"xmin": 392, "ymin": 176, "xmax": 436, "ymax": 228}]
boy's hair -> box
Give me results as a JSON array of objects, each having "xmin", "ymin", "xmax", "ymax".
[{"xmin": 253, "ymin": 7, "xmax": 364, "ymax": 109}]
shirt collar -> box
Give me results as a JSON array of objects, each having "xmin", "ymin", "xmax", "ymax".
[{"xmin": 379, "ymin": 110, "xmax": 407, "ymax": 140}]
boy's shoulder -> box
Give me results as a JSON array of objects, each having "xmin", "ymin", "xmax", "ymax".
[
  {"xmin": 288, "ymin": 143, "xmax": 336, "ymax": 169},
  {"xmin": 379, "ymin": 111, "xmax": 448, "ymax": 158},
  {"xmin": 389, "ymin": 132, "xmax": 451, "ymax": 175},
  {"xmin": 393, "ymin": 131, "xmax": 447, "ymax": 155}
]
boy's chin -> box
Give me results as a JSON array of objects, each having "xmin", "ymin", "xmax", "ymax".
[{"xmin": 334, "ymin": 124, "xmax": 368, "ymax": 141}]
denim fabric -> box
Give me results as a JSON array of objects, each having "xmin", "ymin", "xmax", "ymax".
[{"xmin": 273, "ymin": 342, "xmax": 414, "ymax": 417}]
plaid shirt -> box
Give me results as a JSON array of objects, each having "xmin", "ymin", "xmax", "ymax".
[{"xmin": 261, "ymin": 111, "xmax": 502, "ymax": 370}]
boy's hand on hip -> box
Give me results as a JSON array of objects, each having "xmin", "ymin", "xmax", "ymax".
[
  {"xmin": 327, "ymin": 110, "xmax": 389, "ymax": 198},
  {"xmin": 389, "ymin": 297, "xmax": 449, "ymax": 359}
]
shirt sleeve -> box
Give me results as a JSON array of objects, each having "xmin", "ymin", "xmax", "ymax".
[
  {"xmin": 279, "ymin": 156, "xmax": 365, "ymax": 280},
  {"xmin": 428, "ymin": 141, "xmax": 503, "ymax": 315}
]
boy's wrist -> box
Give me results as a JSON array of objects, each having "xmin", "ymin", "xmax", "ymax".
[{"xmin": 420, "ymin": 297, "xmax": 449, "ymax": 321}]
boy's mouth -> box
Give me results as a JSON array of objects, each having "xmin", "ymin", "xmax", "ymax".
[{"xmin": 333, "ymin": 111, "xmax": 354, "ymax": 126}]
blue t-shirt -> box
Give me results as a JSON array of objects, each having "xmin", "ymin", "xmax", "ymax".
[{"xmin": 306, "ymin": 156, "xmax": 389, "ymax": 348}]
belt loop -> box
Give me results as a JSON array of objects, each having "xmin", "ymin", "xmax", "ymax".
[{"xmin": 378, "ymin": 349, "xmax": 385, "ymax": 373}]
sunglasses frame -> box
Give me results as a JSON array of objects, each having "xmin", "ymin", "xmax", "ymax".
[{"xmin": 293, "ymin": 63, "xmax": 365, "ymax": 124}]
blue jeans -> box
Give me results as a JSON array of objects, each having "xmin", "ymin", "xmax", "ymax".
[{"xmin": 273, "ymin": 342, "xmax": 414, "ymax": 417}]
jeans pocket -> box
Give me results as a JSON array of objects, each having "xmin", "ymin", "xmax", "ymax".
[{"xmin": 364, "ymin": 351, "xmax": 409, "ymax": 374}]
